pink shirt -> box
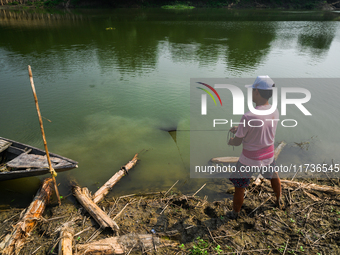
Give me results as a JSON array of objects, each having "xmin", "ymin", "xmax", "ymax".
[{"xmin": 235, "ymin": 104, "xmax": 279, "ymax": 166}]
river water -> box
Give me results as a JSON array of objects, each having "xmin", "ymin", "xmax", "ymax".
[{"xmin": 0, "ymin": 8, "xmax": 340, "ymax": 207}]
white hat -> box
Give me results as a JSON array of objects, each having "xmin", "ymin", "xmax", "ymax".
[{"xmin": 245, "ymin": 75, "xmax": 275, "ymax": 90}]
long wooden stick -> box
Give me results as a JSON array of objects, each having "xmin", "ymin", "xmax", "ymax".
[
  {"xmin": 92, "ymin": 154, "xmax": 138, "ymax": 204},
  {"xmin": 28, "ymin": 65, "xmax": 61, "ymax": 206}
]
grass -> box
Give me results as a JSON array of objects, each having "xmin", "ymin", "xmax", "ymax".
[
  {"xmin": 188, "ymin": 237, "xmax": 223, "ymax": 255},
  {"xmin": 162, "ymin": 3, "xmax": 195, "ymax": 9}
]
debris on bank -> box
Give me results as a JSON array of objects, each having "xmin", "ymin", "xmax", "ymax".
[
  {"xmin": 1, "ymin": 161, "xmax": 340, "ymax": 254},
  {"xmin": 0, "ymin": 143, "xmax": 340, "ymax": 254}
]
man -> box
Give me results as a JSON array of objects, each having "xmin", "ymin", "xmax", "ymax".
[{"xmin": 227, "ymin": 75, "xmax": 282, "ymax": 218}]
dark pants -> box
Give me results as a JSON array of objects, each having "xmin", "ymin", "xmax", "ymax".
[{"xmin": 229, "ymin": 160, "xmax": 276, "ymax": 188}]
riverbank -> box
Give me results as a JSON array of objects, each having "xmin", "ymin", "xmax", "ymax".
[
  {"xmin": 0, "ymin": 0, "xmax": 339, "ymax": 10},
  {"xmin": 1, "ymin": 177, "xmax": 339, "ymax": 254}
]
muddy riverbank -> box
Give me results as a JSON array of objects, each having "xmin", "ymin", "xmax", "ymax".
[{"xmin": 0, "ymin": 177, "xmax": 339, "ymax": 254}]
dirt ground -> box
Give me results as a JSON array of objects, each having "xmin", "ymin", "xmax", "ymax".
[{"xmin": 0, "ymin": 177, "xmax": 340, "ymax": 254}]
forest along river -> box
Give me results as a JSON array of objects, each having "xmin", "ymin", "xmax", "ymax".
[{"xmin": 0, "ymin": 8, "xmax": 340, "ymax": 207}]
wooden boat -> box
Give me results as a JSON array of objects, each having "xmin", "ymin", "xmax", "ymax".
[{"xmin": 0, "ymin": 137, "xmax": 78, "ymax": 181}]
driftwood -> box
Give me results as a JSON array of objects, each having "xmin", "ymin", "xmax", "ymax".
[
  {"xmin": 211, "ymin": 141, "xmax": 287, "ymax": 163},
  {"xmin": 76, "ymin": 234, "xmax": 175, "ymax": 254},
  {"xmin": 210, "ymin": 156, "xmax": 239, "ymax": 163},
  {"xmin": 1, "ymin": 178, "xmax": 54, "ymax": 255},
  {"xmin": 280, "ymin": 180, "xmax": 340, "ymax": 195},
  {"xmin": 58, "ymin": 224, "xmax": 74, "ymax": 255},
  {"xmin": 256, "ymin": 178, "xmax": 340, "ymax": 195},
  {"xmin": 73, "ymin": 186, "xmax": 119, "ymax": 232},
  {"xmin": 92, "ymin": 154, "xmax": 138, "ymax": 204},
  {"xmin": 273, "ymin": 141, "xmax": 286, "ymax": 160}
]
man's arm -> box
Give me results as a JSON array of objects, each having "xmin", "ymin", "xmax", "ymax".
[
  {"xmin": 228, "ymin": 136, "xmax": 243, "ymax": 146},
  {"xmin": 228, "ymin": 125, "xmax": 243, "ymax": 146}
]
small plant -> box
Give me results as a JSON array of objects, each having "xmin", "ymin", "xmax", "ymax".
[
  {"xmin": 179, "ymin": 243, "xmax": 185, "ymax": 249},
  {"xmin": 277, "ymin": 245, "xmax": 285, "ymax": 253},
  {"xmin": 300, "ymin": 246, "xmax": 305, "ymax": 252},
  {"xmin": 297, "ymin": 229, "xmax": 304, "ymax": 236},
  {"xmin": 331, "ymin": 206, "xmax": 334, "ymax": 212},
  {"xmin": 290, "ymin": 218, "xmax": 295, "ymax": 223},
  {"xmin": 189, "ymin": 237, "xmax": 209, "ymax": 255},
  {"xmin": 214, "ymin": 245, "xmax": 223, "ymax": 254}
]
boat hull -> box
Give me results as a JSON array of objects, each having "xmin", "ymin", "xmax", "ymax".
[{"xmin": 0, "ymin": 137, "xmax": 78, "ymax": 181}]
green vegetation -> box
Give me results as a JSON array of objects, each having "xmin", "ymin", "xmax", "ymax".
[
  {"xmin": 189, "ymin": 237, "xmax": 209, "ymax": 254},
  {"xmin": 2, "ymin": 0, "xmax": 334, "ymax": 9},
  {"xmin": 162, "ymin": 3, "xmax": 195, "ymax": 9},
  {"xmin": 188, "ymin": 237, "xmax": 223, "ymax": 255}
]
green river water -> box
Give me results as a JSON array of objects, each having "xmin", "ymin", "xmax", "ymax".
[{"xmin": 0, "ymin": 8, "xmax": 340, "ymax": 207}]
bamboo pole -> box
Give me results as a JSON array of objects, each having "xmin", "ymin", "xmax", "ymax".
[
  {"xmin": 28, "ymin": 65, "xmax": 61, "ymax": 206},
  {"xmin": 76, "ymin": 234, "xmax": 175, "ymax": 254},
  {"xmin": 92, "ymin": 154, "xmax": 138, "ymax": 204},
  {"xmin": 58, "ymin": 224, "xmax": 74, "ymax": 255},
  {"xmin": 1, "ymin": 178, "xmax": 54, "ymax": 255}
]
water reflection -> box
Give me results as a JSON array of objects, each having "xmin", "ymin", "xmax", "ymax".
[
  {"xmin": 224, "ymin": 22, "xmax": 276, "ymax": 73},
  {"xmin": 297, "ymin": 22, "xmax": 337, "ymax": 58},
  {"xmin": 1, "ymin": 9, "xmax": 339, "ymax": 76}
]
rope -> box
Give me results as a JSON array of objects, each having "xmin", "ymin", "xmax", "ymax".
[{"xmin": 227, "ymin": 130, "xmax": 235, "ymax": 151}]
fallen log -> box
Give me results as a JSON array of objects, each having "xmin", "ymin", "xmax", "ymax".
[
  {"xmin": 211, "ymin": 141, "xmax": 286, "ymax": 163},
  {"xmin": 210, "ymin": 156, "xmax": 239, "ymax": 164},
  {"xmin": 76, "ymin": 233, "xmax": 175, "ymax": 254},
  {"xmin": 273, "ymin": 141, "xmax": 286, "ymax": 160},
  {"xmin": 92, "ymin": 154, "xmax": 138, "ymax": 204},
  {"xmin": 73, "ymin": 186, "xmax": 119, "ymax": 232},
  {"xmin": 58, "ymin": 224, "xmax": 74, "ymax": 255},
  {"xmin": 280, "ymin": 179, "xmax": 340, "ymax": 195},
  {"xmin": 1, "ymin": 178, "xmax": 54, "ymax": 255},
  {"xmin": 257, "ymin": 178, "xmax": 340, "ymax": 195}
]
